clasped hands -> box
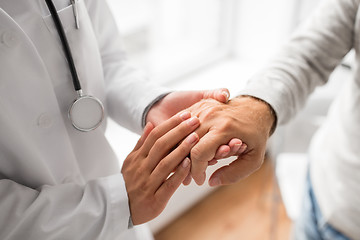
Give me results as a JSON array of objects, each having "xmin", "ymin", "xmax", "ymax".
[{"xmin": 121, "ymin": 89, "xmax": 275, "ymax": 225}]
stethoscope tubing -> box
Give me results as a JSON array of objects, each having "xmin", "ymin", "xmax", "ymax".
[
  {"xmin": 44, "ymin": 0, "xmax": 104, "ymax": 132},
  {"xmin": 45, "ymin": 0, "xmax": 81, "ymax": 91}
]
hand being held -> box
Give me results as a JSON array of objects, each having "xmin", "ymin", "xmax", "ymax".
[
  {"xmin": 187, "ymin": 96, "xmax": 276, "ymax": 186},
  {"xmin": 146, "ymin": 88, "xmax": 230, "ymax": 126},
  {"xmin": 144, "ymin": 88, "xmax": 245, "ymax": 186},
  {"xmin": 121, "ymin": 112, "xmax": 199, "ymax": 225}
]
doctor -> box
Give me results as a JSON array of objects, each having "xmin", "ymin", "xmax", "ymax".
[{"xmin": 0, "ymin": 0, "xmax": 236, "ymax": 239}]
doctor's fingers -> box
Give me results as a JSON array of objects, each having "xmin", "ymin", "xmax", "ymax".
[
  {"xmin": 149, "ymin": 132, "xmax": 199, "ymax": 190},
  {"xmin": 208, "ymin": 150, "xmax": 265, "ymax": 187},
  {"xmin": 155, "ymin": 157, "xmax": 191, "ymax": 205},
  {"xmin": 140, "ymin": 111, "xmax": 193, "ymax": 155},
  {"xmin": 133, "ymin": 122, "xmax": 155, "ymax": 152},
  {"xmin": 144, "ymin": 116, "xmax": 199, "ymax": 171}
]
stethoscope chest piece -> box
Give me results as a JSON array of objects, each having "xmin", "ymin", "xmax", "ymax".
[{"xmin": 69, "ymin": 91, "xmax": 104, "ymax": 132}]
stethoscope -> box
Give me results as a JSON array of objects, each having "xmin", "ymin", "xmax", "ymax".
[{"xmin": 45, "ymin": 0, "xmax": 104, "ymax": 132}]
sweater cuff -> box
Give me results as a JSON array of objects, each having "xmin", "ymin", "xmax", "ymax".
[
  {"xmin": 237, "ymin": 83, "xmax": 288, "ymax": 127},
  {"xmin": 236, "ymin": 94, "xmax": 278, "ymax": 136}
]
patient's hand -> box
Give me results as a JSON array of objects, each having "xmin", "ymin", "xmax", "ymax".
[{"xmin": 187, "ymin": 96, "xmax": 276, "ymax": 186}]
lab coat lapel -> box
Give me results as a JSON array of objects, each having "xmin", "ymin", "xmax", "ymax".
[
  {"xmin": 0, "ymin": 8, "xmax": 83, "ymax": 187},
  {"xmin": 0, "ymin": 8, "xmax": 57, "ymax": 119}
]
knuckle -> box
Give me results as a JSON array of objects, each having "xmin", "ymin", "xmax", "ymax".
[
  {"xmin": 121, "ymin": 160, "xmax": 130, "ymax": 172},
  {"xmin": 135, "ymin": 166, "xmax": 147, "ymax": 180},
  {"xmin": 157, "ymin": 159, "xmax": 173, "ymax": 172},
  {"xmin": 176, "ymin": 143, "xmax": 191, "ymax": 158},
  {"xmin": 153, "ymin": 137, "xmax": 167, "ymax": 152},
  {"xmin": 200, "ymin": 106, "xmax": 217, "ymax": 120},
  {"xmin": 190, "ymin": 147, "xmax": 201, "ymax": 161},
  {"xmin": 219, "ymin": 118, "xmax": 235, "ymax": 131},
  {"xmin": 190, "ymin": 147, "xmax": 206, "ymax": 163},
  {"xmin": 182, "ymin": 133, "xmax": 198, "ymax": 148},
  {"xmin": 129, "ymin": 178, "xmax": 151, "ymax": 198},
  {"xmin": 139, "ymin": 181, "xmax": 148, "ymax": 193},
  {"xmin": 176, "ymin": 122, "xmax": 192, "ymax": 136},
  {"xmin": 148, "ymin": 127, "xmax": 162, "ymax": 141},
  {"xmin": 192, "ymin": 100, "xmax": 218, "ymax": 116}
]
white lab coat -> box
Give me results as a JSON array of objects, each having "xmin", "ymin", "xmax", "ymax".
[{"xmin": 0, "ymin": 0, "xmax": 167, "ymax": 239}]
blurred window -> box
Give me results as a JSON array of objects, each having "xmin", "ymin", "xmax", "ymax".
[
  {"xmin": 106, "ymin": 0, "xmax": 235, "ymax": 83},
  {"xmin": 106, "ymin": 0, "xmax": 323, "ymax": 84}
]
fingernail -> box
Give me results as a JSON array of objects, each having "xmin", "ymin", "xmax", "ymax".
[
  {"xmin": 222, "ymin": 91, "xmax": 229, "ymax": 101},
  {"xmin": 187, "ymin": 117, "xmax": 199, "ymax": 126},
  {"xmin": 182, "ymin": 158, "xmax": 190, "ymax": 168},
  {"xmin": 221, "ymin": 149, "xmax": 230, "ymax": 158},
  {"xmin": 209, "ymin": 176, "xmax": 221, "ymax": 187},
  {"xmin": 238, "ymin": 144, "xmax": 247, "ymax": 154},
  {"xmin": 233, "ymin": 143, "xmax": 241, "ymax": 153},
  {"xmin": 179, "ymin": 111, "xmax": 191, "ymax": 120},
  {"xmin": 186, "ymin": 132, "xmax": 198, "ymax": 144}
]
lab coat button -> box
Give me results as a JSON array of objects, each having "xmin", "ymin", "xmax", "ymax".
[
  {"xmin": 1, "ymin": 31, "xmax": 19, "ymax": 48},
  {"xmin": 37, "ymin": 114, "xmax": 53, "ymax": 128}
]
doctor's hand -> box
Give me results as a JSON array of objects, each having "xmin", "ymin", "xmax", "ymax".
[
  {"xmin": 145, "ymin": 88, "xmax": 244, "ymax": 183},
  {"xmin": 187, "ymin": 96, "xmax": 276, "ymax": 186},
  {"xmin": 146, "ymin": 89, "xmax": 230, "ymax": 126},
  {"xmin": 121, "ymin": 111, "xmax": 199, "ymax": 225}
]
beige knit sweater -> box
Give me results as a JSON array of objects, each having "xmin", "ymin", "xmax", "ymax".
[{"xmin": 241, "ymin": 0, "xmax": 360, "ymax": 238}]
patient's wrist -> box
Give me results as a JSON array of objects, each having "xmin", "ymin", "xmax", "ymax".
[{"xmin": 233, "ymin": 95, "xmax": 277, "ymax": 136}]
